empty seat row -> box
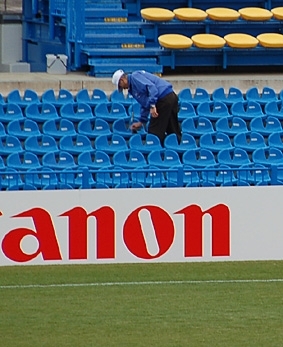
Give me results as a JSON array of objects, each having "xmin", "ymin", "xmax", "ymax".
[
  {"xmin": 0, "ymin": 89, "xmax": 136, "ymax": 109},
  {"xmin": 182, "ymin": 116, "xmax": 283, "ymax": 137},
  {"xmin": 141, "ymin": 6, "xmax": 283, "ymax": 23}
]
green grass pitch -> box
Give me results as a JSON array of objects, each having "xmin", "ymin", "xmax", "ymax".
[{"xmin": 0, "ymin": 261, "xmax": 282, "ymax": 347}]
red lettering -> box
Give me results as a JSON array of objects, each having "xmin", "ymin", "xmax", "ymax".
[
  {"xmin": 61, "ymin": 206, "xmax": 115, "ymax": 260},
  {"xmin": 176, "ymin": 204, "xmax": 230, "ymax": 257},
  {"xmin": 123, "ymin": 205, "xmax": 175, "ymax": 259},
  {"xmin": 2, "ymin": 208, "xmax": 62, "ymax": 262}
]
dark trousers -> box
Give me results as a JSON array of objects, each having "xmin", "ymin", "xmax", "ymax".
[{"xmin": 148, "ymin": 92, "xmax": 181, "ymax": 145}]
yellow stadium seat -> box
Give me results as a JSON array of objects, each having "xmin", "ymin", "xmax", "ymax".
[
  {"xmin": 158, "ymin": 34, "xmax": 193, "ymax": 49},
  {"xmin": 238, "ymin": 7, "xmax": 273, "ymax": 21},
  {"xmin": 173, "ymin": 8, "xmax": 207, "ymax": 21},
  {"xmin": 206, "ymin": 7, "xmax": 240, "ymax": 21},
  {"xmin": 191, "ymin": 34, "xmax": 226, "ymax": 48},
  {"xmin": 271, "ymin": 7, "xmax": 283, "ymax": 20},
  {"xmin": 224, "ymin": 33, "xmax": 259, "ymax": 48},
  {"xmin": 140, "ymin": 7, "xmax": 175, "ymax": 21},
  {"xmin": 257, "ymin": 33, "xmax": 283, "ymax": 48}
]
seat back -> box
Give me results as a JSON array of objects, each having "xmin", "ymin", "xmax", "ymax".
[
  {"xmin": 42, "ymin": 151, "xmax": 77, "ymax": 169},
  {"xmin": 0, "ymin": 135, "xmax": 24, "ymax": 156},
  {"xmin": 182, "ymin": 148, "xmax": 216, "ymax": 168},
  {"xmin": 78, "ymin": 118, "xmax": 112, "ymax": 138},
  {"xmin": 7, "ymin": 119, "xmax": 41, "ymax": 139},
  {"xmin": 218, "ymin": 148, "xmax": 251, "ymax": 167},
  {"xmin": 234, "ymin": 131, "xmax": 266, "ymax": 151},
  {"xmin": 7, "ymin": 151, "xmax": 41, "ymax": 170},
  {"xmin": 78, "ymin": 150, "xmax": 112, "ymax": 169},
  {"xmin": 42, "ymin": 119, "xmax": 77, "ymax": 138},
  {"xmin": 129, "ymin": 133, "xmax": 162, "ymax": 153},
  {"xmin": 113, "ymin": 150, "xmax": 147, "ymax": 169},
  {"xmin": 215, "ymin": 116, "xmax": 248, "ymax": 136},
  {"xmin": 59, "ymin": 134, "xmax": 93, "ymax": 154},
  {"xmin": 147, "ymin": 149, "xmax": 181, "ymax": 168},
  {"xmin": 95, "ymin": 134, "xmax": 128, "ymax": 154},
  {"xmin": 199, "ymin": 132, "xmax": 233, "ymax": 152},
  {"xmin": 182, "ymin": 116, "xmax": 214, "ymax": 135}
]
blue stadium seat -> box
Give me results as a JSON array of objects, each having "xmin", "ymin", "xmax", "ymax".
[
  {"xmin": 115, "ymin": 182, "xmax": 145, "ymax": 189},
  {"xmin": 0, "ymin": 103, "xmax": 24, "ymax": 123},
  {"xmin": 0, "ymin": 93, "xmax": 6, "ymax": 106},
  {"xmin": 7, "ymin": 89, "xmax": 40, "ymax": 108},
  {"xmin": 268, "ymin": 131, "xmax": 283, "ymax": 150},
  {"xmin": 147, "ymin": 149, "xmax": 182, "ymax": 168},
  {"xmin": 112, "ymin": 118, "xmax": 147, "ymax": 138},
  {"xmin": 197, "ymin": 101, "xmax": 231, "ymax": 121},
  {"xmin": 42, "ymin": 119, "xmax": 77, "ymax": 138},
  {"xmin": 182, "ymin": 148, "xmax": 216, "ymax": 168},
  {"xmin": 42, "ymin": 151, "xmax": 77, "ymax": 169},
  {"xmin": 246, "ymin": 86, "xmax": 279, "ymax": 105},
  {"xmin": 231, "ymin": 101, "xmax": 265, "ymax": 120},
  {"xmin": 59, "ymin": 134, "xmax": 94, "ymax": 155},
  {"xmin": 199, "ymin": 132, "xmax": 233, "ymax": 153},
  {"xmin": 265, "ymin": 101, "xmax": 283, "ymax": 120},
  {"xmin": 234, "ymin": 131, "xmax": 267, "ymax": 152},
  {"xmin": 131, "ymin": 165, "xmax": 167, "ymax": 187},
  {"xmin": 201, "ymin": 164, "xmax": 237, "ymax": 186},
  {"xmin": 181, "ymin": 117, "xmax": 215, "ymax": 136},
  {"xmin": 237, "ymin": 164, "xmax": 271, "ymax": 185},
  {"xmin": 250, "ymin": 116, "xmax": 282, "ymax": 136},
  {"xmin": 7, "ymin": 184, "xmax": 37, "ymax": 191},
  {"xmin": 217, "ymin": 148, "xmax": 251, "ymax": 167},
  {"xmin": 60, "ymin": 102, "xmax": 94, "ymax": 122},
  {"xmin": 7, "ymin": 152, "xmax": 42, "ymax": 170},
  {"xmin": 113, "ymin": 150, "xmax": 147, "ymax": 169},
  {"xmin": 0, "ymin": 155, "xmax": 6, "ymax": 170},
  {"xmin": 177, "ymin": 102, "xmax": 197, "ymax": 122},
  {"xmin": 128, "ymin": 133, "xmax": 162, "ymax": 154},
  {"xmin": 0, "ymin": 168, "xmax": 24, "ymax": 189},
  {"xmin": 95, "ymin": 102, "xmax": 130, "ymax": 122},
  {"xmin": 164, "ymin": 133, "xmax": 198, "ymax": 154},
  {"xmin": 43, "ymin": 183, "xmax": 74, "ymax": 190},
  {"xmin": 41, "ymin": 89, "xmax": 75, "ymax": 108},
  {"xmin": 96, "ymin": 166, "xmax": 130, "ymax": 188},
  {"xmin": 76, "ymin": 88, "xmax": 110, "ymax": 107},
  {"xmin": 78, "ymin": 150, "xmax": 112, "ymax": 169},
  {"xmin": 215, "ymin": 116, "xmax": 248, "ymax": 136},
  {"xmin": 127, "ymin": 102, "xmax": 143, "ymax": 119},
  {"xmin": 95, "ymin": 134, "xmax": 129, "ymax": 154},
  {"xmin": 0, "ymin": 135, "xmax": 24, "ymax": 156},
  {"xmin": 60, "ymin": 166, "xmax": 96, "ymax": 188},
  {"xmin": 7, "ymin": 119, "xmax": 41, "ymax": 139},
  {"xmin": 0, "ymin": 122, "xmax": 6, "ymax": 138},
  {"xmin": 178, "ymin": 87, "xmax": 211, "ymax": 106},
  {"xmin": 221, "ymin": 180, "xmax": 250, "ymax": 187},
  {"xmin": 212, "ymin": 87, "xmax": 245, "ymax": 106},
  {"xmin": 25, "ymin": 135, "xmax": 59, "ymax": 155},
  {"xmin": 167, "ymin": 164, "xmax": 200, "ymax": 186},
  {"xmin": 78, "ymin": 118, "xmax": 112, "ymax": 139},
  {"xmin": 110, "ymin": 90, "xmax": 136, "ymax": 107},
  {"xmin": 25, "ymin": 103, "xmax": 59, "ymax": 122},
  {"xmin": 252, "ymin": 147, "xmax": 283, "ymax": 166},
  {"xmin": 25, "ymin": 167, "xmax": 58, "ymax": 187}
]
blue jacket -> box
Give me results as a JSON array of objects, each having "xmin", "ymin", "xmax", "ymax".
[{"xmin": 128, "ymin": 70, "xmax": 173, "ymax": 123}]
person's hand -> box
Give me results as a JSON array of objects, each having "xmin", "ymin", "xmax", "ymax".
[
  {"xmin": 131, "ymin": 121, "xmax": 143, "ymax": 131},
  {"xmin": 150, "ymin": 106, "xmax": 159, "ymax": 118}
]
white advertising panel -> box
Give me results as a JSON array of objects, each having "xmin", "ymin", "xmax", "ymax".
[{"xmin": 0, "ymin": 186, "xmax": 282, "ymax": 266}]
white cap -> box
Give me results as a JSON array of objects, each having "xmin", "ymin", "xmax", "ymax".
[{"xmin": 112, "ymin": 69, "xmax": 124, "ymax": 92}]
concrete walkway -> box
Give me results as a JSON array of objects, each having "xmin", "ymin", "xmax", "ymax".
[{"xmin": 1, "ymin": 71, "xmax": 283, "ymax": 96}]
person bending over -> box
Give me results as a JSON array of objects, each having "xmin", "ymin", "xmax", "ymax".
[{"xmin": 112, "ymin": 69, "xmax": 181, "ymax": 145}]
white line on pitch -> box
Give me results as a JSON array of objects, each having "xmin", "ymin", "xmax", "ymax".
[{"xmin": 0, "ymin": 278, "xmax": 283, "ymax": 289}]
